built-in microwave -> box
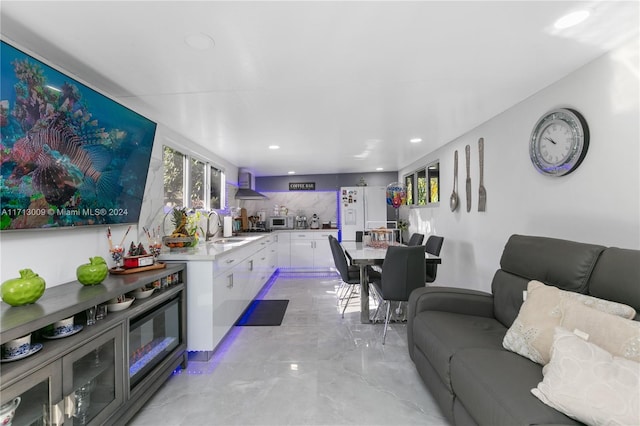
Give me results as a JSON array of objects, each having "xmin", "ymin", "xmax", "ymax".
[{"xmin": 268, "ymin": 216, "xmax": 293, "ymax": 229}]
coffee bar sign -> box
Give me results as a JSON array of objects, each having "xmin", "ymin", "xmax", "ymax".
[{"xmin": 289, "ymin": 182, "xmax": 315, "ymax": 191}]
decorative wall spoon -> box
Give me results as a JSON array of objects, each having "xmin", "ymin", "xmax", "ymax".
[{"xmin": 450, "ymin": 150, "xmax": 459, "ymax": 212}]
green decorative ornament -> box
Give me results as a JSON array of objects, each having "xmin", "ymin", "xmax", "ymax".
[
  {"xmin": 1, "ymin": 269, "xmax": 46, "ymax": 306},
  {"xmin": 76, "ymin": 256, "xmax": 109, "ymax": 285}
]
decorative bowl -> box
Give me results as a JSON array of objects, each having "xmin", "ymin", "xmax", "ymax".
[
  {"xmin": 107, "ymin": 297, "xmax": 135, "ymax": 312},
  {"xmin": 367, "ymin": 228, "xmax": 396, "ymax": 248},
  {"xmin": 129, "ymin": 287, "xmax": 154, "ymax": 299},
  {"xmin": 162, "ymin": 236, "xmax": 198, "ymax": 249}
]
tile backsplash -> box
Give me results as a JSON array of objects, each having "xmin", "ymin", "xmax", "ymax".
[{"xmin": 238, "ymin": 191, "xmax": 338, "ymax": 224}]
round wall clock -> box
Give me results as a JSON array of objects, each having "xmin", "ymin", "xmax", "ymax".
[{"xmin": 529, "ymin": 108, "xmax": 589, "ymax": 176}]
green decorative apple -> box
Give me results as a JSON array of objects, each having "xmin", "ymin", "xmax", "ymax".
[
  {"xmin": 1, "ymin": 269, "xmax": 46, "ymax": 306},
  {"xmin": 76, "ymin": 256, "xmax": 109, "ymax": 285}
]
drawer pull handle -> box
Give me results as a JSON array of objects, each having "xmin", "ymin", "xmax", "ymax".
[
  {"xmin": 226, "ymin": 259, "xmax": 235, "ymax": 264},
  {"xmin": 52, "ymin": 400, "xmax": 65, "ymax": 425},
  {"xmin": 64, "ymin": 393, "xmax": 76, "ymax": 418}
]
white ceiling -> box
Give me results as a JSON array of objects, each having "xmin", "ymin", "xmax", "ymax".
[{"xmin": 1, "ymin": 1, "xmax": 638, "ymax": 176}]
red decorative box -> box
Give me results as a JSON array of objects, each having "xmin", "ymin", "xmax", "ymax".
[{"xmin": 123, "ymin": 255, "xmax": 155, "ymax": 269}]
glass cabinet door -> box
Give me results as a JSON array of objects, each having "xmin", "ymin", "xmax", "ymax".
[
  {"xmin": 62, "ymin": 325, "xmax": 123, "ymax": 426},
  {"xmin": 0, "ymin": 361, "xmax": 62, "ymax": 426}
]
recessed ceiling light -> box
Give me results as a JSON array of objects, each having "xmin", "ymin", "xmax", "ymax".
[
  {"xmin": 376, "ymin": 167, "xmax": 384, "ymax": 171},
  {"xmin": 269, "ymin": 145, "xmax": 280, "ymax": 150},
  {"xmin": 184, "ymin": 33, "xmax": 215, "ymax": 50},
  {"xmin": 288, "ymin": 171, "xmax": 295, "ymax": 175},
  {"xmin": 554, "ymin": 10, "xmax": 590, "ymax": 29},
  {"xmin": 410, "ymin": 138, "xmax": 422, "ymax": 143}
]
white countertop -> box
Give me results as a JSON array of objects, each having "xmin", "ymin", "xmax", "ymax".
[
  {"xmin": 158, "ymin": 234, "xmax": 268, "ymax": 261},
  {"xmin": 272, "ymin": 228, "xmax": 339, "ymax": 232},
  {"xmin": 158, "ymin": 229, "xmax": 339, "ymax": 262}
]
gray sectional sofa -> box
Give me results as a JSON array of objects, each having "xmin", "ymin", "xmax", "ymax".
[{"xmin": 407, "ymin": 234, "xmax": 640, "ymax": 425}]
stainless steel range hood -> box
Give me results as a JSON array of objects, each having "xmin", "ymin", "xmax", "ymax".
[{"xmin": 235, "ymin": 172, "xmax": 267, "ymax": 200}]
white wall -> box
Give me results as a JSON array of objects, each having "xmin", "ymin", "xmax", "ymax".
[
  {"xmin": 399, "ymin": 37, "xmax": 639, "ymax": 292},
  {"xmin": 0, "ymin": 124, "xmax": 238, "ymax": 288}
]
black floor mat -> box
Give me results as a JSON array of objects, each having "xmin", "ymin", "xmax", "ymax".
[{"xmin": 235, "ymin": 299, "xmax": 289, "ymax": 326}]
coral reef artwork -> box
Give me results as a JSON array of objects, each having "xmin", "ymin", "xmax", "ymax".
[{"xmin": 1, "ymin": 41, "xmax": 157, "ymax": 230}]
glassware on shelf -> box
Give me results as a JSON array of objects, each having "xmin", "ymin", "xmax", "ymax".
[
  {"xmin": 73, "ymin": 381, "xmax": 92, "ymax": 425},
  {"xmin": 109, "ymin": 245, "xmax": 124, "ymax": 270},
  {"xmin": 86, "ymin": 306, "xmax": 97, "ymax": 326},
  {"xmin": 92, "ymin": 346, "xmax": 102, "ymax": 367},
  {"xmin": 96, "ymin": 304, "xmax": 107, "ymax": 321},
  {"xmin": 148, "ymin": 236, "xmax": 162, "ymax": 258}
]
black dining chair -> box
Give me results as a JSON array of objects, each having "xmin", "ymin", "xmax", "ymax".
[
  {"xmin": 329, "ymin": 236, "xmax": 356, "ymax": 303},
  {"xmin": 424, "ymin": 235, "xmax": 444, "ymax": 283},
  {"xmin": 329, "ymin": 235, "xmax": 372, "ymax": 317},
  {"xmin": 407, "ymin": 233, "xmax": 425, "ymax": 246},
  {"xmin": 371, "ymin": 245, "xmax": 426, "ymax": 344}
]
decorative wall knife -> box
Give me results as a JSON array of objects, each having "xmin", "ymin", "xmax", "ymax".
[
  {"xmin": 478, "ymin": 138, "xmax": 487, "ymax": 212},
  {"xmin": 465, "ymin": 144, "xmax": 471, "ymax": 212}
]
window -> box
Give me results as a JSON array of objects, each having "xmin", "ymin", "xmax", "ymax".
[
  {"xmin": 210, "ymin": 165, "xmax": 222, "ymax": 209},
  {"xmin": 403, "ymin": 161, "xmax": 439, "ymax": 207},
  {"xmin": 190, "ymin": 158, "xmax": 206, "ymax": 209},
  {"xmin": 163, "ymin": 145, "xmax": 225, "ymax": 211},
  {"xmin": 417, "ymin": 168, "xmax": 427, "ymax": 205},
  {"xmin": 163, "ymin": 146, "xmax": 185, "ymax": 209},
  {"xmin": 404, "ymin": 174, "xmax": 413, "ymax": 205},
  {"xmin": 428, "ymin": 162, "xmax": 440, "ymax": 203}
]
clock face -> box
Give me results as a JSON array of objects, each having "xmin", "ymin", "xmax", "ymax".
[
  {"xmin": 539, "ymin": 120, "xmax": 574, "ymax": 164},
  {"xmin": 530, "ymin": 109, "xmax": 589, "ymax": 176}
]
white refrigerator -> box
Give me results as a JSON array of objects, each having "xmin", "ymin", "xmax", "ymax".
[{"xmin": 339, "ymin": 186, "xmax": 388, "ymax": 241}]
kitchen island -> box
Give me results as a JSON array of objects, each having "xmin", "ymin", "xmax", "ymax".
[{"xmin": 159, "ymin": 234, "xmax": 278, "ymax": 359}]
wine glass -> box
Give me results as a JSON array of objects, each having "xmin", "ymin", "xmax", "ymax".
[{"xmin": 109, "ymin": 245, "xmax": 124, "ymax": 270}]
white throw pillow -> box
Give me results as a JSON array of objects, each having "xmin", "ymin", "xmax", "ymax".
[
  {"xmin": 532, "ymin": 327, "xmax": 640, "ymax": 426},
  {"xmin": 502, "ymin": 280, "xmax": 636, "ymax": 365}
]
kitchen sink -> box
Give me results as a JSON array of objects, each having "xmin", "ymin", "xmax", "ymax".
[{"xmin": 211, "ymin": 238, "xmax": 247, "ymax": 244}]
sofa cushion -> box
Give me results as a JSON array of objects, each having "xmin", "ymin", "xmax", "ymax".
[
  {"xmin": 502, "ymin": 280, "xmax": 637, "ymax": 365},
  {"xmin": 450, "ymin": 348, "xmax": 581, "ymax": 426},
  {"xmin": 411, "ymin": 311, "xmax": 506, "ymax": 392},
  {"xmin": 491, "ymin": 269, "xmax": 529, "ymax": 327},
  {"xmin": 499, "ymin": 235, "xmax": 605, "ymax": 293},
  {"xmin": 588, "ymin": 247, "xmax": 640, "ymax": 314},
  {"xmin": 492, "ymin": 235, "xmax": 605, "ymax": 328},
  {"xmin": 532, "ymin": 328, "xmax": 640, "ymax": 426}
]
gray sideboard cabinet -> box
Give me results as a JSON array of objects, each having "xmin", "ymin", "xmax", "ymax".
[{"xmin": 0, "ymin": 262, "xmax": 187, "ymax": 426}]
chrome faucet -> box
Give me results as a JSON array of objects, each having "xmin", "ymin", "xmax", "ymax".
[{"xmin": 205, "ymin": 210, "xmax": 221, "ymax": 241}]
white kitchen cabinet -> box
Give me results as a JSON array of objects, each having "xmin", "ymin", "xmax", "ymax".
[
  {"xmin": 313, "ymin": 235, "xmax": 334, "ymax": 269},
  {"xmin": 255, "ymin": 236, "xmax": 277, "ymax": 288},
  {"xmin": 289, "ymin": 231, "xmax": 337, "ymax": 270},
  {"xmin": 276, "ymin": 232, "xmax": 291, "ymax": 268},
  {"xmin": 180, "ymin": 237, "xmax": 278, "ymax": 356}
]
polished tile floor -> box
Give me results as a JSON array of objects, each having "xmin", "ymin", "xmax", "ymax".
[{"xmin": 129, "ymin": 272, "xmax": 449, "ymax": 426}]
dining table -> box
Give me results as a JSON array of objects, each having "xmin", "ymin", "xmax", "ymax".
[{"xmin": 341, "ymin": 241, "xmax": 442, "ymax": 323}]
